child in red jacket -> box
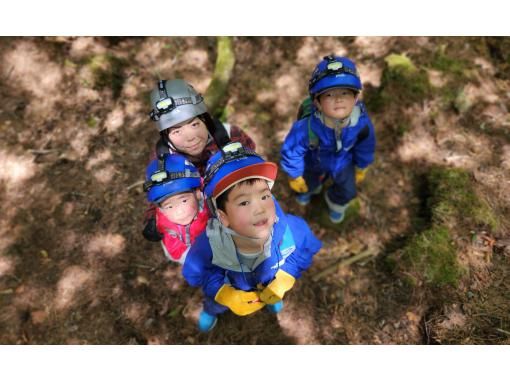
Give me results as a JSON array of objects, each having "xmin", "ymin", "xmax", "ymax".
[{"xmin": 144, "ymin": 153, "xmax": 209, "ymax": 264}]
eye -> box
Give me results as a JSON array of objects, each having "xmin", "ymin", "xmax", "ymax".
[
  {"xmin": 182, "ymin": 199, "xmax": 187, "ymax": 203},
  {"xmin": 261, "ymin": 194, "xmax": 271, "ymax": 201},
  {"xmin": 238, "ymin": 201, "xmax": 249, "ymax": 206},
  {"xmin": 170, "ymin": 128, "xmax": 181, "ymax": 135}
]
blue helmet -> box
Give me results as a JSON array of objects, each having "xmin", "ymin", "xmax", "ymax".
[
  {"xmin": 203, "ymin": 142, "xmax": 278, "ymax": 202},
  {"xmin": 309, "ymin": 55, "xmax": 362, "ymax": 98},
  {"xmin": 144, "ymin": 154, "xmax": 201, "ymax": 204}
]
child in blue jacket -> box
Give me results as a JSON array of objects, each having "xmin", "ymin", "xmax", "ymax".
[
  {"xmin": 281, "ymin": 55, "xmax": 376, "ymax": 223},
  {"xmin": 182, "ymin": 142, "xmax": 322, "ymax": 332}
]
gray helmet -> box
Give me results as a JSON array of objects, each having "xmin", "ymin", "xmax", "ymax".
[{"xmin": 149, "ymin": 79, "xmax": 208, "ymax": 133}]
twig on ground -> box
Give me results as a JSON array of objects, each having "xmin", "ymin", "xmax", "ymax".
[
  {"xmin": 127, "ymin": 180, "xmax": 144, "ymax": 191},
  {"xmin": 28, "ymin": 149, "xmax": 58, "ymax": 155},
  {"xmin": 312, "ymin": 246, "xmax": 379, "ymax": 282}
]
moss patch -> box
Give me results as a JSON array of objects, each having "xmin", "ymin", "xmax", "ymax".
[
  {"xmin": 389, "ymin": 166, "xmax": 499, "ymax": 289},
  {"xmin": 402, "ymin": 225, "xmax": 462, "ymax": 286},
  {"xmin": 427, "ymin": 167, "xmax": 499, "ymax": 231},
  {"xmin": 429, "ymin": 47, "xmax": 470, "ymax": 78},
  {"xmin": 88, "ymin": 53, "xmax": 127, "ymax": 99},
  {"xmin": 365, "ymin": 54, "xmax": 431, "ymax": 112},
  {"xmin": 204, "ymin": 37, "xmax": 236, "ymax": 117}
]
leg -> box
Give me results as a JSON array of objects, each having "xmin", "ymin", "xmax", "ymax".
[
  {"xmin": 198, "ymin": 297, "xmax": 228, "ymax": 332},
  {"xmin": 295, "ymin": 167, "xmax": 326, "ymax": 206},
  {"xmin": 325, "ymin": 163, "xmax": 357, "ymax": 223}
]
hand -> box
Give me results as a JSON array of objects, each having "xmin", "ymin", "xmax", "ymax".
[
  {"xmin": 259, "ymin": 270, "xmax": 296, "ymax": 305},
  {"xmin": 288, "ymin": 176, "xmax": 308, "ymax": 193},
  {"xmin": 355, "ymin": 167, "xmax": 368, "ymax": 184},
  {"xmin": 142, "ymin": 217, "xmax": 162, "ymax": 242},
  {"xmin": 214, "ymin": 285, "xmax": 265, "ymax": 316}
]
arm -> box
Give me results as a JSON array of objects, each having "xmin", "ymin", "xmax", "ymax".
[
  {"xmin": 280, "ymin": 215, "xmax": 322, "ymax": 278},
  {"xmin": 352, "ymin": 116, "xmax": 376, "ymax": 170},
  {"xmin": 280, "ymin": 121, "xmax": 309, "ymax": 179},
  {"xmin": 260, "ymin": 215, "xmax": 322, "ymax": 304},
  {"xmin": 161, "ymin": 233, "xmax": 189, "ymax": 262}
]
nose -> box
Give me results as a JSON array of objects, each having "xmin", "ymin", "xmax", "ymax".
[
  {"xmin": 253, "ymin": 199, "xmax": 266, "ymax": 216},
  {"xmin": 182, "ymin": 125, "xmax": 197, "ymax": 142}
]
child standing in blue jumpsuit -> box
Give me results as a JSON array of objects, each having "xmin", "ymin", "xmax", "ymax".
[
  {"xmin": 281, "ymin": 55, "xmax": 376, "ymax": 223},
  {"xmin": 182, "ymin": 142, "xmax": 322, "ymax": 332}
]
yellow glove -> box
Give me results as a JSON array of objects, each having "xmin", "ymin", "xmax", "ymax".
[
  {"xmin": 288, "ymin": 176, "xmax": 308, "ymax": 193},
  {"xmin": 355, "ymin": 167, "xmax": 368, "ymax": 184},
  {"xmin": 214, "ymin": 285, "xmax": 265, "ymax": 316},
  {"xmin": 259, "ymin": 270, "xmax": 296, "ymax": 305}
]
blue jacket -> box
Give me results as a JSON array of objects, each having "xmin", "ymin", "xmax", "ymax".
[
  {"xmin": 182, "ymin": 200, "xmax": 322, "ymax": 299},
  {"xmin": 280, "ymin": 101, "xmax": 376, "ymax": 179}
]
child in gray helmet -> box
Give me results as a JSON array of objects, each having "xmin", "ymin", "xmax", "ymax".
[{"xmin": 142, "ymin": 79, "xmax": 257, "ymax": 242}]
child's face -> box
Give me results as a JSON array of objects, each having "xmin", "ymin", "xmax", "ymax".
[
  {"xmin": 217, "ymin": 180, "xmax": 276, "ymax": 241},
  {"xmin": 159, "ymin": 190, "xmax": 199, "ymax": 225},
  {"xmin": 167, "ymin": 117, "xmax": 209, "ymax": 157},
  {"xmin": 316, "ymin": 88, "xmax": 357, "ymax": 120}
]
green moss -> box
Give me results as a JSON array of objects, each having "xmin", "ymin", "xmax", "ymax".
[
  {"xmin": 427, "ymin": 167, "xmax": 499, "ymax": 230},
  {"xmin": 384, "ymin": 53, "xmax": 418, "ymax": 73},
  {"xmin": 88, "ymin": 53, "xmax": 126, "ymax": 99},
  {"xmin": 429, "ymin": 47, "xmax": 469, "ymax": 78},
  {"xmin": 204, "ymin": 36, "xmax": 236, "ymax": 117},
  {"xmin": 86, "ymin": 117, "xmax": 97, "ymax": 128},
  {"xmin": 370, "ymin": 54, "xmax": 431, "ymax": 111},
  {"xmin": 403, "ymin": 225, "xmax": 463, "ymax": 286},
  {"xmin": 389, "ymin": 166, "xmax": 499, "ymax": 289}
]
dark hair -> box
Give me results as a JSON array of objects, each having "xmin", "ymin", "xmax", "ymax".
[
  {"xmin": 317, "ymin": 88, "xmax": 357, "ymax": 102},
  {"xmin": 215, "ymin": 178, "xmax": 267, "ymax": 212}
]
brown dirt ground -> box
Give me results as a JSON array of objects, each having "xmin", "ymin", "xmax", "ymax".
[{"xmin": 0, "ymin": 36, "xmax": 509, "ymax": 344}]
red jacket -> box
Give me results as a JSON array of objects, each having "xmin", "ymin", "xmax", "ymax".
[{"xmin": 156, "ymin": 200, "xmax": 210, "ymax": 263}]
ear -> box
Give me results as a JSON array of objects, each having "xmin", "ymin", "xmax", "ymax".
[
  {"xmin": 217, "ymin": 209, "xmax": 230, "ymax": 228},
  {"xmin": 194, "ymin": 189, "xmax": 202, "ymax": 201}
]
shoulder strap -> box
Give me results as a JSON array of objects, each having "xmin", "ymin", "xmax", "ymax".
[
  {"xmin": 307, "ymin": 116, "xmax": 319, "ymax": 149},
  {"xmin": 201, "ymin": 113, "xmax": 231, "ymax": 149},
  {"xmin": 155, "ymin": 136, "xmax": 169, "ymax": 158}
]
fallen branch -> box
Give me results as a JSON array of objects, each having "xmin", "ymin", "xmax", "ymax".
[
  {"xmin": 495, "ymin": 328, "xmax": 510, "ymax": 337},
  {"xmin": 28, "ymin": 149, "xmax": 58, "ymax": 155},
  {"xmin": 127, "ymin": 180, "xmax": 144, "ymax": 191},
  {"xmin": 312, "ymin": 246, "xmax": 378, "ymax": 282}
]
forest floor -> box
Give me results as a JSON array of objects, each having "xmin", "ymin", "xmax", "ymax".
[{"xmin": 0, "ymin": 36, "xmax": 509, "ymax": 344}]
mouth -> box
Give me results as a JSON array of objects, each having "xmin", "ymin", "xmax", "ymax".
[
  {"xmin": 253, "ymin": 218, "xmax": 268, "ymax": 227},
  {"xmin": 187, "ymin": 142, "xmax": 201, "ymax": 150}
]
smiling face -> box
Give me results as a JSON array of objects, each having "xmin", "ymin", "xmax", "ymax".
[
  {"xmin": 159, "ymin": 190, "xmax": 199, "ymax": 225},
  {"xmin": 217, "ymin": 179, "xmax": 276, "ymax": 243},
  {"xmin": 166, "ymin": 117, "xmax": 209, "ymax": 157},
  {"xmin": 315, "ymin": 87, "xmax": 357, "ymax": 121}
]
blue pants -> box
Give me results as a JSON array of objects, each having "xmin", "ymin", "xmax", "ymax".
[
  {"xmin": 203, "ymin": 297, "xmax": 228, "ymax": 316},
  {"xmin": 303, "ymin": 162, "xmax": 357, "ymax": 206}
]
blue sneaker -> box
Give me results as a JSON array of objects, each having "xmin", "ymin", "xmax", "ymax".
[
  {"xmin": 198, "ymin": 310, "xmax": 217, "ymax": 332},
  {"xmin": 295, "ymin": 184, "xmax": 323, "ymax": 206},
  {"xmin": 266, "ymin": 301, "xmax": 284, "ymax": 314},
  {"xmin": 328, "ymin": 209, "xmax": 345, "ymax": 224},
  {"xmin": 324, "ymin": 192, "xmax": 349, "ymax": 224},
  {"xmin": 296, "ymin": 193, "xmax": 312, "ymax": 206}
]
